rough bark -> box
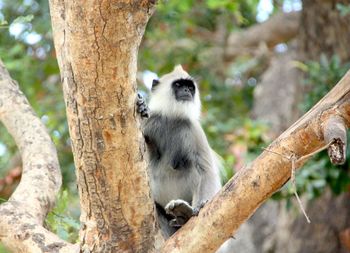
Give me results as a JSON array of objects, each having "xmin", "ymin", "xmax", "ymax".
[
  {"xmin": 162, "ymin": 70, "xmax": 350, "ymax": 253},
  {"xmin": 225, "ymin": 11, "xmax": 300, "ymax": 60},
  {"xmin": 298, "ymin": 0, "xmax": 350, "ymax": 62},
  {"xmin": 0, "ymin": 59, "xmax": 78, "ymax": 252},
  {"xmin": 48, "ymin": 0, "xmax": 161, "ymax": 252}
]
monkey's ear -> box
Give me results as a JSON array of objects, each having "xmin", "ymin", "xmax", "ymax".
[
  {"xmin": 174, "ymin": 65, "xmax": 184, "ymax": 72},
  {"xmin": 152, "ymin": 79, "xmax": 160, "ymax": 90}
]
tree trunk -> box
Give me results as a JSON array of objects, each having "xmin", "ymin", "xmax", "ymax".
[
  {"xmin": 48, "ymin": 1, "xmax": 160, "ymax": 252},
  {"xmin": 298, "ymin": 0, "xmax": 350, "ymax": 62}
]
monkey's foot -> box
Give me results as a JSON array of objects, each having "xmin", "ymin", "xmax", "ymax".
[
  {"xmin": 165, "ymin": 199, "xmax": 193, "ymax": 227},
  {"xmin": 136, "ymin": 93, "xmax": 150, "ymax": 118}
]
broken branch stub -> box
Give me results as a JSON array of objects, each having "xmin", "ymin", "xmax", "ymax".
[{"xmin": 322, "ymin": 115, "xmax": 347, "ymax": 165}]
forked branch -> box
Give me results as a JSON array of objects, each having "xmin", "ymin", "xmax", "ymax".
[{"xmin": 0, "ymin": 59, "xmax": 77, "ymax": 253}]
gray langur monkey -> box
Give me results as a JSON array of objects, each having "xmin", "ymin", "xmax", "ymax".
[{"xmin": 137, "ymin": 65, "xmax": 222, "ymax": 237}]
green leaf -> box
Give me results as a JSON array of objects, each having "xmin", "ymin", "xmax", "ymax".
[
  {"xmin": 0, "ymin": 20, "xmax": 8, "ymax": 26},
  {"xmin": 12, "ymin": 14, "xmax": 34, "ymax": 24},
  {"xmin": 291, "ymin": 60, "xmax": 308, "ymax": 72},
  {"xmin": 336, "ymin": 3, "xmax": 350, "ymax": 16}
]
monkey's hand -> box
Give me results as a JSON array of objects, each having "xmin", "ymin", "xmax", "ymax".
[
  {"xmin": 136, "ymin": 93, "xmax": 150, "ymax": 118},
  {"xmin": 165, "ymin": 199, "xmax": 194, "ymax": 227},
  {"xmin": 192, "ymin": 200, "xmax": 207, "ymax": 216}
]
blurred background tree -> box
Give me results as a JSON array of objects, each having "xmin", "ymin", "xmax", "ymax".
[{"xmin": 1, "ymin": 0, "xmax": 350, "ymax": 252}]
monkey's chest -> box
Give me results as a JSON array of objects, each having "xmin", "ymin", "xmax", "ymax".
[
  {"xmin": 144, "ymin": 116, "xmax": 200, "ymax": 206},
  {"xmin": 150, "ymin": 164, "xmax": 200, "ymax": 207},
  {"xmin": 145, "ymin": 121, "xmax": 198, "ymax": 171}
]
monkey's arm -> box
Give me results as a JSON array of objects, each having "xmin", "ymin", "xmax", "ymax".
[
  {"xmin": 165, "ymin": 124, "xmax": 221, "ymax": 227},
  {"xmin": 192, "ymin": 125, "xmax": 222, "ymax": 208}
]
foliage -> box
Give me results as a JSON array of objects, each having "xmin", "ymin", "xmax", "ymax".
[
  {"xmin": 299, "ymin": 54, "xmax": 350, "ymax": 112},
  {"xmin": 45, "ymin": 190, "xmax": 80, "ymax": 243},
  {"xmin": 140, "ymin": 0, "xmax": 258, "ymax": 73}
]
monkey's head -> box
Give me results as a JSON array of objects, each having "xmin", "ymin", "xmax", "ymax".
[{"xmin": 148, "ymin": 65, "xmax": 201, "ymax": 120}]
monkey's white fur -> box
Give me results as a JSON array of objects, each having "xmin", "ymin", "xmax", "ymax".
[{"xmin": 148, "ymin": 65, "xmax": 201, "ymax": 121}]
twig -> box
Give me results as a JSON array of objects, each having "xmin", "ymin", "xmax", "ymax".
[
  {"xmin": 296, "ymin": 141, "xmax": 333, "ymax": 162},
  {"xmin": 290, "ymin": 157, "xmax": 310, "ymax": 223},
  {"xmin": 263, "ymin": 141, "xmax": 332, "ymax": 223}
]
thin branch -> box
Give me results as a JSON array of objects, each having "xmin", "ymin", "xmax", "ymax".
[
  {"xmin": 290, "ymin": 157, "xmax": 310, "ymax": 224},
  {"xmin": 263, "ymin": 141, "xmax": 332, "ymax": 224}
]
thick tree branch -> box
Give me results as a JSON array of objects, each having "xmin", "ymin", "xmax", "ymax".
[
  {"xmin": 0, "ymin": 59, "xmax": 77, "ymax": 252},
  {"xmin": 162, "ymin": 70, "xmax": 350, "ymax": 253},
  {"xmin": 225, "ymin": 11, "xmax": 300, "ymax": 60}
]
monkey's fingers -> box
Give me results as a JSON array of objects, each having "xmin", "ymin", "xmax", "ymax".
[{"xmin": 136, "ymin": 92, "xmax": 150, "ymax": 118}]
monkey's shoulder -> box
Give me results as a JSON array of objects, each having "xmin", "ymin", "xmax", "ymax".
[{"xmin": 143, "ymin": 114, "xmax": 194, "ymax": 137}]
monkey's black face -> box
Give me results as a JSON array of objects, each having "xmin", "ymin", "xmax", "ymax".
[{"xmin": 171, "ymin": 79, "xmax": 196, "ymax": 102}]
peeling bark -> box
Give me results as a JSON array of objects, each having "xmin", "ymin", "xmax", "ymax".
[
  {"xmin": 0, "ymin": 59, "xmax": 78, "ymax": 253},
  {"xmin": 162, "ymin": 70, "xmax": 350, "ymax": 253},
  {"xmin": 49, "ymin": 0, "xmax": 161, "ymax": 252}
]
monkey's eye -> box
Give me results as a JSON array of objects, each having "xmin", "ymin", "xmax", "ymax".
[
  {"xmin": 188, "ymin": 85, "xmax": 194, "ymax": 91},
  {"xmin": 174, "ymin": 82, "xmax": 180, "ymax": 87},
  {"xmin": 152, "ymin": 79, "xmax": 160, "ymax": 87},
  {"xmin": 151, "ymin": 79, "xmax": 160, "ymax": 91}
]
